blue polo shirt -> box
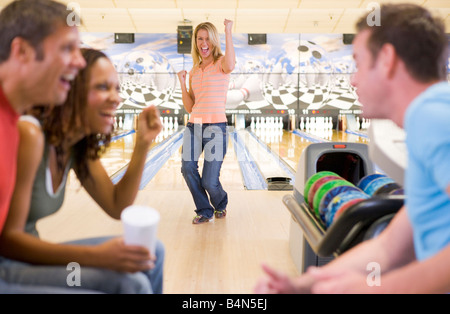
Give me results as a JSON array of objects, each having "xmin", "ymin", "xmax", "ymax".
[{"xmin": 404, "ymin": 82, "xmax": 450, "ymax": 261}]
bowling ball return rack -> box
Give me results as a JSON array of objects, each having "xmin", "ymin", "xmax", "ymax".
[
  {"xmin": 283, "ymin": 193, "xmax": 404, "ymax": 258},
  {"xmin": 286, "ymin": 142, "xmax": 404, "ymax": 273}
]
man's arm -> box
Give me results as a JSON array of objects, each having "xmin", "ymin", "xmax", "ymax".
[
  {"xmin": 256, "ymin": 206, "xmax": 415, "ymax": 293},
  {"xmin": 379, "ymin": 243, "xmax": 450, "ymax": 293}
]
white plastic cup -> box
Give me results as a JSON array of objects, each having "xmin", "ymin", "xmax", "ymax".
[{"xmin": 121, "ymin": 205, "xmax": 160, "ymax": 255}]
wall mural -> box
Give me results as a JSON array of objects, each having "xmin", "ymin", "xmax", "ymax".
[{"xmin": 81, "ymin": 32, "xmax": 450, "ymax": 116}]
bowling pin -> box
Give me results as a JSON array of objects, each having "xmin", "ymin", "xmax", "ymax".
[
  {"xmin": 310, "ymin": 117, "xmax": 316, "ymax": 132},
  {"xmin": 156, "ymin": 130, "xmax": 162, "ymax": 143},
  {"xmin": 300, "ymin": 116, "xmax": 305, "ymax": 131},
  {"xmin": 363, "ymin": 118, "xmax": 367, "ymax": 129}
]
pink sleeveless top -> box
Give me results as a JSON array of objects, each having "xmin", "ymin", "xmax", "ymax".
[{"xmin": 189, "ymin": 56, "xmax": 229, "ymax": 124}]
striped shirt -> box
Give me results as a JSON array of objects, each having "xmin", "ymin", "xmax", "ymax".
[{"xmin": 189, "ymin": 56, "xmax": 229, "ymax": 124}]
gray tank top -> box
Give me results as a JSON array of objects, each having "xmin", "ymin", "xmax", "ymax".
[{"xmin": 21, "ymin": 116, "xmax": 73, "ymax": 237}]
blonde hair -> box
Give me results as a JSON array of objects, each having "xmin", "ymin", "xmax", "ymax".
[{"xmin": 191, "ymin": 22, "xmax": 223, "ymax": 67}]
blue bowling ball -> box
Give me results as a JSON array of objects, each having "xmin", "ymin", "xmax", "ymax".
[
  {"xmin": 357, "ymin": 173, "xmax": 387, "ymax": 191},
  {"xmin": 363, "ymin": 176, "xmax": 395, "ymax": 196},
  {"xmin": 318, "ymin": 185, "xmax": 361, "ymax": 222},
  {"xmin": 325, "ymin": 190, "xmax": 370, "ymax": 228}
]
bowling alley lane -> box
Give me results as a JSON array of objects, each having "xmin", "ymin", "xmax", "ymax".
[
  {"xmin": 251, "ymin": 129, "xmax": 311, "ymax": 171},
  {"xmin": 297, "ymin": 128, "xmax": 369, "ymax": 144},
  {"xmin": 329, "ymin": 129, "xmax": 369, "ymax": 144},
  {"xmin": 98, "ymin": 131, "xmax": 136, "ymax": 176},
  {"xmin": 97, "ymin": 126, "xmax": 247, "ymax": 192},
  {"xmin": 41, "ymin": 122, "xmax": 369, "ymax": 294},
  {"xmin": 99, "ymin": 128, "xmax": 176, "ymax": 177},
  {"xmin": 141, "ymin": 130, "xmax": 245, "ymax": 193},
  {"xmin": 135, "ymin": 132, "xmax": 297, "ymax": 293}
]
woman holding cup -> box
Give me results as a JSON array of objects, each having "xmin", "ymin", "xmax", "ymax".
[{"xmin": 0, "ymin": 48, "xmax": 164, "ymax": 294}]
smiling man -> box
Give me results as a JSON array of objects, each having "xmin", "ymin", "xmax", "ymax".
[
  {"xmin": 255, "ymin": 3, "xmax": 450, "ymax": 294},
  {"xmin": 0, "ymin": 0, "xmax": 86, "ymax": 293}
]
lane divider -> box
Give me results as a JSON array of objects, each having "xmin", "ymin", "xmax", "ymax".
[
  {"xmin": 111, "ymin": 127, "xmax": 185, "ymax": 189},
  {"xmin": 345, "ymin": 129, "xmax": 370, "ymax": 139},
  {"xmin": 111, "ymin": 129, "xmax": 136, "ymax": 142},
  {"xmin": 229, "ymin": 128, "xmax": 267, "ymax": 190},
  {"xmin": 292, "ymin": 129, "xmax": 328, "ymax": 143}
]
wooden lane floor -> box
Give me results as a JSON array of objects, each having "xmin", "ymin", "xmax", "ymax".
[
  {"xmin": 137, "ymin": 138, "xmax": 297, "ymax": 293},
  {"xmin": 253, "ymin": 129, "xmax": 312, "ymax": 171},
  {"xmin": 37, "ymin": 129, "xmax": 298, "ymax": 293},
  {"xmin": 99, "ymin": 129, "xmax": 175, "ymax": 177},
  {"xmin": 37, "ymin": 126, "xmax": 369, "ymax": 293},
  {"xmin": 329, "ymin": 129, "xmax": 369, "ymax": 144},
  {"xmin": 139, "ymin": 130, "xmax": 246, "ymax": 193},
  {"xmin": 295, "ymin": 129, "xmax": 369, "ymax": 144},
  {"xmin": 97, "ymin": 131, "xmax": 135, "ymax": 177}
]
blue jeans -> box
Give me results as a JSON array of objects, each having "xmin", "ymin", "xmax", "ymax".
[
  {"xmin": 181, "ymin": 122, "xmax": 228, "ymax": 218},
  {"xmin": 0, "ymin": 237, "xmax": 165, "ymax": 294}
]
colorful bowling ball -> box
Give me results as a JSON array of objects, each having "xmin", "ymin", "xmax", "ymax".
[
  {"xmin": 303, "ymin": 171, "xmax": 340, "ymax": 204},
  {"xmin": 318, "ymin": 185, "xmax": 362, "ymax": 222},
  {"xmin": 312, "ymin": 179, "xmax": 354, "ymax": 219},
  {"xmin": 307, "ymin": 175, "xmax": 342, "ymax": 209},
  {"xmin": 364, "ymin": 176, "xmax": 395, "ymax": 196},
  {"xmin": 334, "ymin": 198, "xmax": 366, "ymax": 221},
  {"xmin": 325, "ymin": 190, "xmax": 370, "ymax": 228},
  {"xmin": 373, "ymin": 182, "xmax": 401, "ymax": 196},
  {"xmin": 357, "ymin": 173, "xmax": 387, "ymax": 191}
]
